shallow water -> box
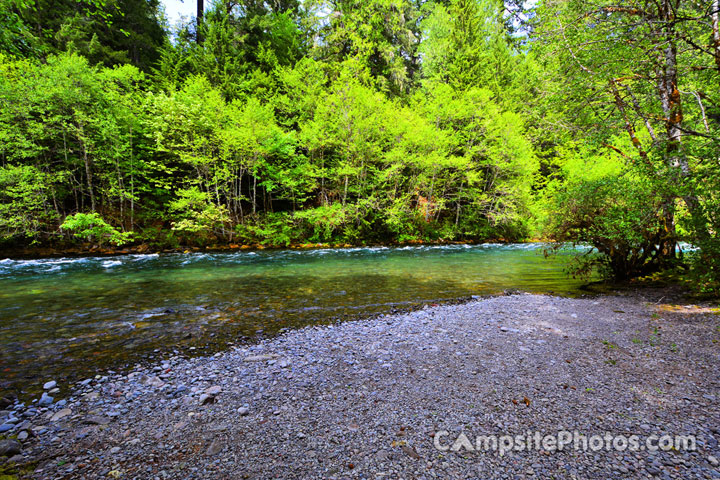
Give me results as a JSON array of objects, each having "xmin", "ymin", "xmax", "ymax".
[{"xmin": 0, "ymin": 243, "xmax": 589, "ymax": 394}]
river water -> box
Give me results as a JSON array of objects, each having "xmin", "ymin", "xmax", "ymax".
[{"xmin": 0, "ymin": 243, "xmax": 590, "ymax": 395}]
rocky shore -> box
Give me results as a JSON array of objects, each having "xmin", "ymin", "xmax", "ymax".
[{"xmin": 1, "ymin": 292, "xmax": 719, "ymax": 479}]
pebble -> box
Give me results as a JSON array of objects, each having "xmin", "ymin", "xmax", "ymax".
[
  {"xmin": 84, "ymin": 414, "xmax": 111, "ymax": 425},
  {"xmin": 43, "ymin": 381, "xmax": 57, "ymax": 390},
  {"xmin": 205, "ymin": 386, "xmax": 222, "ymax": 396},
  {"xmin": 244, "ymin": 354, "xmax": 278, "ymax": 362},
  {"xmin": 50, "ymin": 408, "xmax": 72, "ymax": 422},
  {"xmin": 38, "ymin": 392, "xmax": 53, "ymax": 406},
  {"xmin": 205, "ymin": 439, "xmax": 223, "ymax": 456},
  {"xmin": 709, "ymin": 456, "xmax": 719, "ymax": 467},
  {"xmin": 7, "ymin": 294, "xmax": 719, "ymax": 480}
]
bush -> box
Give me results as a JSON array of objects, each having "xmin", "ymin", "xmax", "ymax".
[
  {"xmin": 61, "ymin": 212, "xmax": 132, "ymax": 246},
  {"xmin": 168, "ymin": 187, "xmax": 231, "ymax": 244},
  {"xmin": 235, "ymin": 212, "xmax": 300, "ymax": 246},
  {"xmin": 547, "ymin": 174, "xmax": 672, "ymax": 280},
  {"xmin": 0, "ymin": 164, "xmax": 59, "ymax": 243},
  {"xmin": 293, "ymin": 204, "xmax": 349, "ymax": 242}
]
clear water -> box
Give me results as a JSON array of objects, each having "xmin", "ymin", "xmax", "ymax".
[{"xmin": 0, "ymin": 244, "xmax": 589, "ymax": 395}]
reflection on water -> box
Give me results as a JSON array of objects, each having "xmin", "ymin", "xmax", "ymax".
[{"xmin": 0, "ymin": 244, "xmax": 588, "ymax": 394}]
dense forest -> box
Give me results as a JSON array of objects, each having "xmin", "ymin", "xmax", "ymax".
[{"xmin": 0, "ymin": 0, "xmax": 718, "ymax": 289}]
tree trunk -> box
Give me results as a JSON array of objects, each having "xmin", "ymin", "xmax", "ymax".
[
  {"xmin": 130, "ymin": 127, "xmax": 134, "ymax": 230},
  {"xmin": 83, "ymin": 143, "xmax": 96, "ymax": 212},
  {"xmin": 252, "ymin": 175, "xmax": 257, "ymax": 214},
  {"xmin": 197, "ymin": 0, "xmax": 204, "ymax": 44},
  {"xmin": 656, "ymin": 0, "xmax": 709, "ymax": 249},
  {"xmin": 343, "ymin": 176, "xmax": 348, "ymax": 205},
  {"xmin": 713, "ymin": 0, "xmax": 720, "ymax": 76}
]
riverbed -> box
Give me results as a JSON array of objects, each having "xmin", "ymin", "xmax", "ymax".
[{"xmin": 0, "ymin": 244, "xmax": 589, "ymax": 395}]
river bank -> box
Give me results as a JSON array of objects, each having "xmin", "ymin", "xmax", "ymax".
[
  {"xmin": 1, "ymin": 289, "xmax": 719, "ymax": 479},
  {"xmin": 0, "ymin": 239, "xmax": 502, "ymax": 261}
]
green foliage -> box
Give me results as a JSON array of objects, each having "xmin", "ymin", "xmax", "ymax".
[
  {"xmin": 0, "ymin": 0, "xmax": 40, "ymax": 57},
  {"xmin": 236, "ymin": 212, "xmax": 299, "ymax": 246},
  {"xmin": 0, "ymin": 164, "xmax": 58, "ymax": 243},
  {"xmin": 294, "ymin": 204, "xmax": 350, "ymax": 242},
  {"xmin": 307, "ymin": 0, "xmax": 421, "ymax": 95},
  {"xmin": 61, "ymin": 212, "xmax": 132, "ymax": 245},
  {"xmin": 154, "ymin": 1, "xmax": 305, "ymax": 99},
  {"xmin": 543, "ymin": 147, "xmax": 674, "ymax": 280},
  {"xmin": 420, "ymin": 0, "xmax": 516, "ymax": 98},
  {"xmin": 2, "ymin": 0, "xmax": 716, "ymax": 298},
  {"xmin": 168, "ymin": 187, "xmax": 230, "ymax": 241},
  {"xmin": 532, "ymin": 0, "xmax": 720, "ymax": 289},
  {"xmin": 7, "ymin": 0, "xmax": 165, "ymax": 69}
]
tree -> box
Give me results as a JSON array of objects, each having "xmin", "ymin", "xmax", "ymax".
[
  {"xmin": 13, "ymin": 0, "xmax": 165, "ymax": 69},
  {"xmin": 0, "ymin": 53, "xmax": 145, "ymax": 240},
  {"xmin": 308, "ymin": 0, "xmax": 422, "ymax": 95},
  {"xmin": 156, "ymin": 1, "xmax": 305, "ymax": 99},
  {"xmin": 419, "ymin": 0, "xmax": 518, "ymax": 98},
  {"xmin": 534, "ymin": 0, "xmax": 720, "ymax": 276}
]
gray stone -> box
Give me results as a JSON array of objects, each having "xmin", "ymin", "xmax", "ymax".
[
  {"xmin": 238, "ymin": 407, "xmax": 249, "ymax": 416},
  {"xmin": 205, "ymin": 386, "xmax": 222, "ymax": 396},
  {"xmin": 646, "ymin": 466, "xmax": 661, "ymax": 476},
  {"xmin": 38, "ymin": 393, "xmax": 53, "ymax": 406},
  {"xmin": 84, "ymin": 415, "xmax": 111, "ymax": 425},
  {"xmin": 17, "ymin": 431, "xmax": 28, "ymax": 442},
  {"xmin": 244, "ymin": 354, "xmax": 279, "ymax": 362},
  {"xmin": 205, "ymin": 439, "xmax": 223, "ymax": 455},
  {"xmin": 50, "ymin": 408, "xmax": 72, "ymax": 422},
  {"xmin": 0, "ymin": 440, "xmax": 21, "ymax": 457},
  {"xmin": 709, "ymin": 455, "xmax": 719, "ymax": 467},
  {"xmin": 141, "ymin": 376, "xmax": 165, "ymax": 388},
  {"xmin": 43, "ymin": 380, "xmax": 57, "ymax": 390},
  {"xmin": 0, "ymin": 424, "xmax": 13, "ymax": 433},
  {"xmin": 173, "ymin": 385, "xmax": 188, "ymax": 396}
]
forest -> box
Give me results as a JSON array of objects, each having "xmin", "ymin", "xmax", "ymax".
[{"xmin": 0, "ymin": 0, "xmax": 718, "ymax": 291}]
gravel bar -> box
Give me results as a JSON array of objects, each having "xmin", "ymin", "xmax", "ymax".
[{"xmin": 2, "ymin": 292, "xmax": 720, "ymax": 479}]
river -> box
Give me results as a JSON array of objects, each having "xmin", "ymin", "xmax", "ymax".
[{"xmin": 0, "ymin": 243, "xmax": 591, "ymax": 395}]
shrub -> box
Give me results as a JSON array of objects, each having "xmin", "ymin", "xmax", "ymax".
[
  {"xmin": 547, "ymin": 174, "xmax": 671, "ymax": 280},
  {"xmin": 61, "ymin": 212, "xmax": 132, "ymax": 246}
]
